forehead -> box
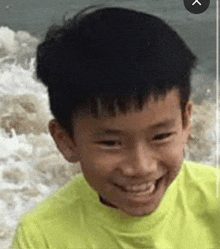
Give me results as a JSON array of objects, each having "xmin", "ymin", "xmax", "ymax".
[{"xmin": 73, "ymin": 89, "xmax": 182, "ymax": 133}]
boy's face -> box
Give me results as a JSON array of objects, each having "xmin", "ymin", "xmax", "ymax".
[{"xmin": 49, "ymin": 89, "xmax": 192, "ymax": 217}]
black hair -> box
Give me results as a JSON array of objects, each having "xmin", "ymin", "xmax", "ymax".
[{"xmin": 36, "ymin": 5, "xmax": 197, "ymax": 136}]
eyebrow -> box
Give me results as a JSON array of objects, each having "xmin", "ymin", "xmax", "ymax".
[
  {"xmin": 148, "ymin": 119, "xmax": 176, "ymax": 129},
  {"xmin": 94, "ymin": 119, "xmax": 176, "ymax": 136}
]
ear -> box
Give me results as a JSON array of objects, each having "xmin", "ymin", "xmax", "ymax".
[
  {"xmin": 183, "ymin": 100, "xmax": 193, "ymax": 142},
  {"xmin": 48, "ymin": 119, "xmax": 79, "ymax": 163}
]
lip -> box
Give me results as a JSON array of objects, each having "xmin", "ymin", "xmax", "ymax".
[
  {"xmin": 114, "ymin": 175, "xmax": 165, "ymax": 200},
  {"xmin": 115, "ymin": 182, "xmax": 155, "ymax": 192},
  {"xmin": 115, "ymin": 176, "xmax": 163, "ymax": 190}
]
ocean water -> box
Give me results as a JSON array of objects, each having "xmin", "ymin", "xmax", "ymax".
[{"xmin": 0, "ymin": 1, "xmax": 219, "ymax": 248}]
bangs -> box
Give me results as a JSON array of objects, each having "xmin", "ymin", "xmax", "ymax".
[{"xmin": 74, "ymin": 90, "xmax": 168, "ymax": 119}]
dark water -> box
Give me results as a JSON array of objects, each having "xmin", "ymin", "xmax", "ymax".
[
  {"xmin": 0, "ymin": 0, "xmax": 218, "ymax": 102},
  {"xmin": 0, "ymin": 0, "xmax": 216, "ymax": 63}
]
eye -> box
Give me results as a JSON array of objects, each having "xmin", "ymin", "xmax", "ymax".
[
  {"xmin": 100, "ymin": 141, "xmax": 118, "ymax": 146},
  {"xmin": 97, "ymin": 140, "xmax": 121, "ymax": 149},
  {"xmin": 153, "ymin": 133, "xmax": 174, "ymax": 141}
]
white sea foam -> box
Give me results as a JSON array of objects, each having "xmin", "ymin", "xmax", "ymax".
[{"xmin": 0, "ymin": 26, "xmax": 218, "ymax": 249}]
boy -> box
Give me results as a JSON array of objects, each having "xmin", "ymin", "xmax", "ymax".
[{"xmin": 12, "ymin": 6, "xmax": 220, "ymax": 248}]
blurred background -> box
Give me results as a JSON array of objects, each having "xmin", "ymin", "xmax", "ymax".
[{"xmin": 0, "ymin": 0, "xmax": 218, "ymax": 248}]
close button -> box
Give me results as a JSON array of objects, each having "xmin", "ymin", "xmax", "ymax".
[{"xmin": 184, "ymin": 0, "xmax": 210, "ymax": 14}]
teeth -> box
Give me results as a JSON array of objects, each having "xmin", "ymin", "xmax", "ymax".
[{"xmin": 123, "ymin": 182, "xmax": 155, "ymax": 192}]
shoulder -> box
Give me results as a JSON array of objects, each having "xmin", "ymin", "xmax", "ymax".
[
  {"xmin": 179, "ymin": 161, "xmax": 219, "ymax": 214},
  {"xmin": 21, "ymin": 173, "xmax": 86, "ymax": 222},
  {"xmin": 182, "ymin": 160, "xmax": 217, "ymax": 181},
  {"xmin": 12, "ymin": 173, "xmax": 91, "ymax": 247},
  {"xmin": 180, "ymin": 160, "xmax": 217, "ymax": 191},
  {"xmin": 181, "ymin": 160, "xmax": 217, "ymax": 186}
]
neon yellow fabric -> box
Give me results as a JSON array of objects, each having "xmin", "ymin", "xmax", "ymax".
[{"xmin": 11, "ymin": 161, "xmax": 220, "ymax": 248}]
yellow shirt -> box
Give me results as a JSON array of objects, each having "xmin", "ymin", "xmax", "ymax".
[{"xmin": 11, "ymin": 161, "xmax": 220, "ymax": 248}]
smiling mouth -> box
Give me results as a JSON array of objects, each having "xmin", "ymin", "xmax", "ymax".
[{"xmin": 114, "ymin": 178, "xmax": 162, "ymax": 195}]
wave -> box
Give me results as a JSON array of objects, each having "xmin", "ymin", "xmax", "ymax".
[
  {"xmin": 0, "ymin": 26, "xmax": 219, "ymax": 249},
  {"xmin": 0, "ymin": 26, "xmax": 39, "ymax": 65}
]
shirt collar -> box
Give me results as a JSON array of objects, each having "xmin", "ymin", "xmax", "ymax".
[{"xmin": 99, "ymin": 195, "xmax": 118, "ymax": 208}]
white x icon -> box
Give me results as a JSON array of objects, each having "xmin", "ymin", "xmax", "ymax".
[{"xmin": 192, "ymin": 0, "xmax": 202, "ymax": 5}]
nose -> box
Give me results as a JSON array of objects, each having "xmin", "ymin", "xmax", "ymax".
[{"xmin": 121, "ymin": 142, "xmax": 158, "ymax": 177}]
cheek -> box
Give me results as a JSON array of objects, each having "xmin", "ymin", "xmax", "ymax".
[
  {"xmin": 80, "ymin": 149, "xmax": 115, "ymax": 171},
  {"xmin": 78, "ymin": 149, "xmax": 116, "ymax": 186},
  {"xmin": 166, "ymin": 140, "xmax": 185, "ymax": 176},
  {"xmin": 79, "ymin": 141, "xmax": 122, "ymax": 172},
  {"xmin": 158, "ymin": 136, "xmax": 185, "ymax": 171},
  {"xmin": 79, "ymin": 156, "xmax": 117, "ymax": 196}
]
